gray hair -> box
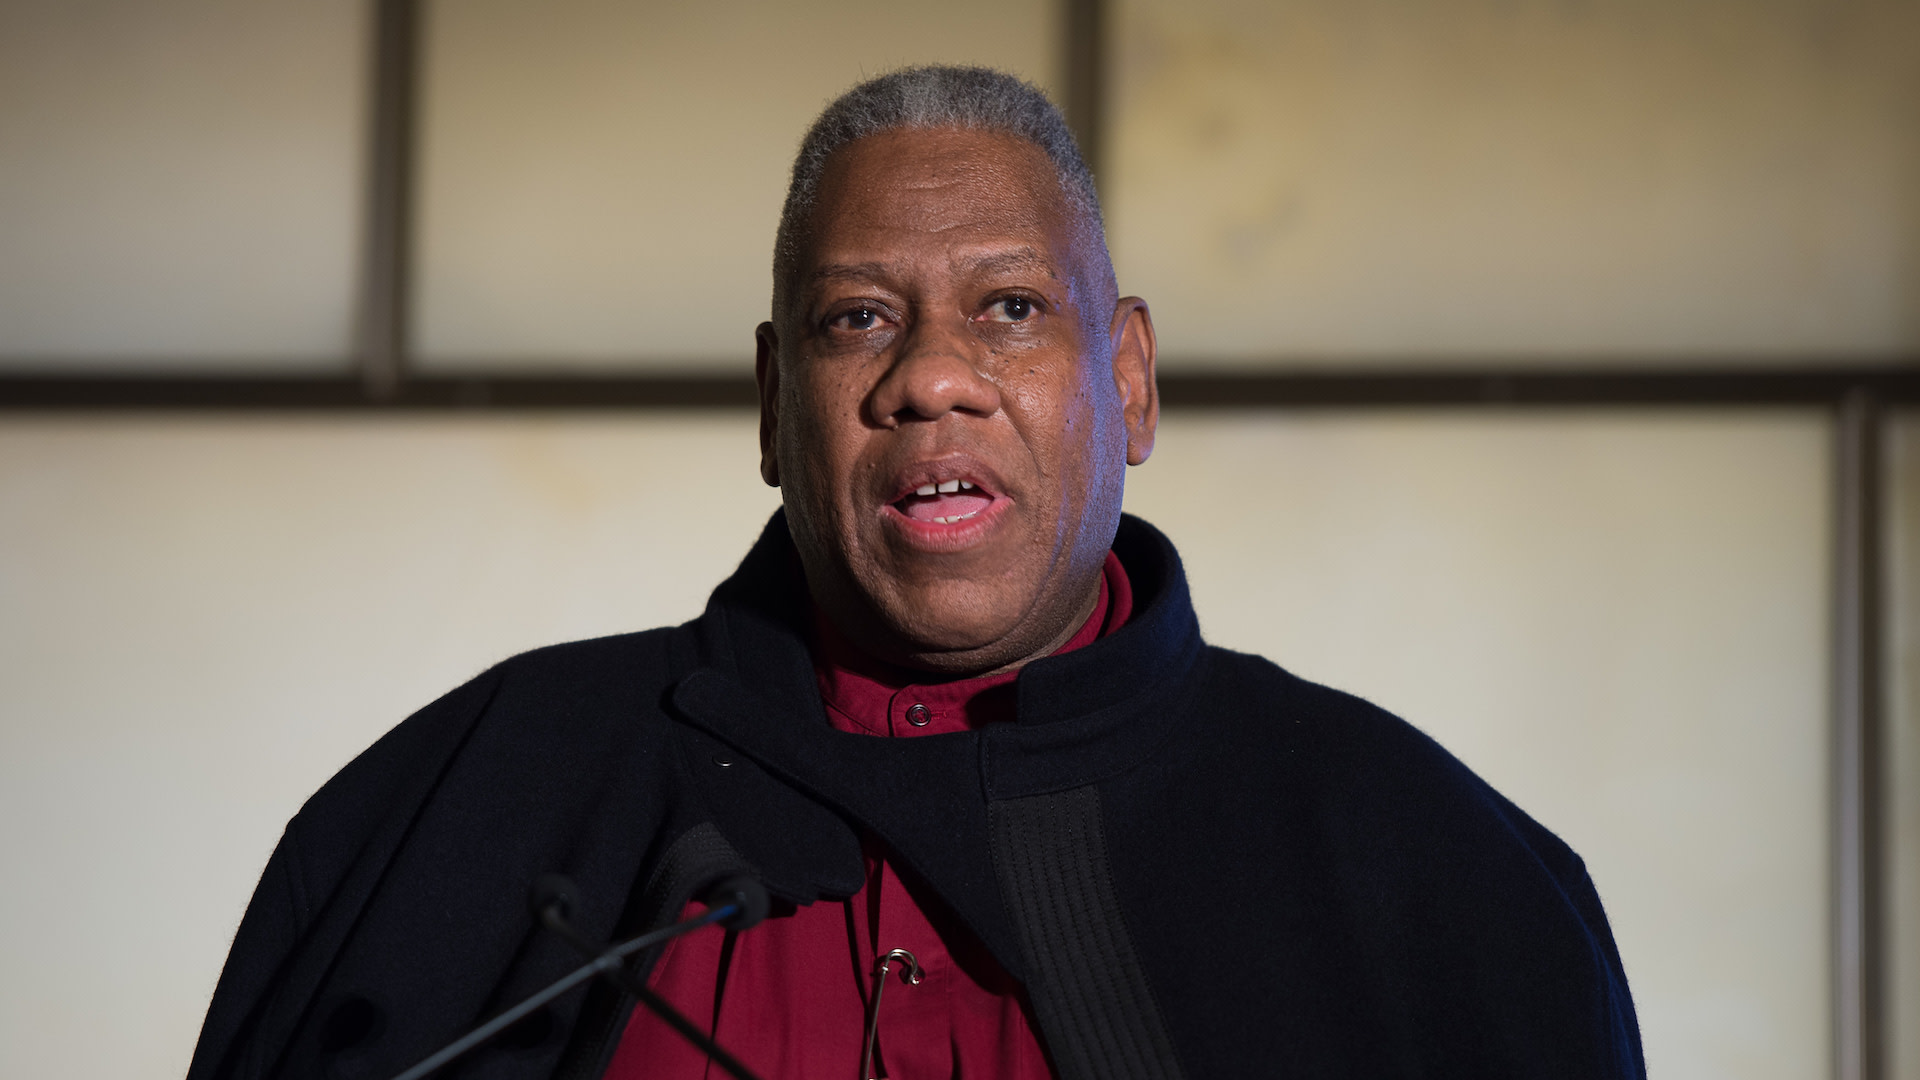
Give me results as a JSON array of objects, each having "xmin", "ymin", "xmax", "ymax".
[{"xmin": 772, "ymin": 65, "xmax": 1109, "ymax": 318}]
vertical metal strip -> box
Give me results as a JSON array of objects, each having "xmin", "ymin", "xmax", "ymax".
[
  {"xmin": 1835, "ymin": 388, "xmax": 1885, "ymax": 1080},
  {"xmin": 1062, "ymin": 0, "xmax": 1106, "ymax": 184},
  {"xmin": 357, "ymin": 0, "xmax": 419, "ymax": 401}
]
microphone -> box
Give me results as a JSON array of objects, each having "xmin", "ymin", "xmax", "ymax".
[
  {"xmin": 698, "ymin": 875, "xmax": 773, "ymax": 932},
  {"xmin": 387, "ymin": 873, "xmax": 771, "ymax": 1080}
]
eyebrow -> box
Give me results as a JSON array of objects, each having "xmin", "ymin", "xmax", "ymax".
[
  {"xmin": 957, "ymin": 248, "xmax": 1054, "ymax": 277},
  {"xmin": 806, "ymin": 248, "xmax": 1056, "ymax": 288},
  {"xmin": 808, "ymin": 262, "xmax": 888, "ymax": 287}
]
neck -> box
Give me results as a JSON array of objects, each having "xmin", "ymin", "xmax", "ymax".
[
  {"xmin": 812, "ymin": 573, "xmax": 1107, "ymax": 680},
  {"xmin": 969, "ymin": 579, "xmax": 1102, "ymax": 678}
]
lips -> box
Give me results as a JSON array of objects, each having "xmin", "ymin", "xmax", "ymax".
[
  {"xmin": 895, "ymin": 479, "xmax": 994, "ymax": 524},
  {"xmin": 881, "ymin": 462, "xmax": 1009, "ymax": 545}
]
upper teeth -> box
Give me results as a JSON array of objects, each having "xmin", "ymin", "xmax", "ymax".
[{"xmin": 915, "ymin": 480, "xmax": 975, "ymax": 496}]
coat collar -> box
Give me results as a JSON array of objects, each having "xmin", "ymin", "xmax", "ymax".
[
  {"xmin": 695, "ymin": 510, "xmax": 1200, "ymax": 712},
  {"xmin": 667, "ymin": 511, "xmax": 1206, "ymax": 969},
  {"xmin": 678, "ymin": 509, "xmax": 1205, "ymax": 793}
]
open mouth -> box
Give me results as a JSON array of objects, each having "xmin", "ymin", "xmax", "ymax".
[{"xmin": 891, "ymin": 478, "xmax": 996, "ymax": 525}]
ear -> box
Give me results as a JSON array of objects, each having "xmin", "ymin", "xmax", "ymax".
[
  {"xmin": 1109, "ymin": 297, "xmax": 1159, "ymax": 466},
  {"xmin": 754, "ymin": 321, "xmax": 781, "ymax": 487}
]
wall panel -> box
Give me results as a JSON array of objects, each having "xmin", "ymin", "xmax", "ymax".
[
  {"xmin": 1125, "ymin": 411, "xmax": 1831, "ymax": 1078},
  {"xmin": 413, "ymin": 0, "xmax": 1061, "ymax": 369},
  {"xmin": 0, "ymin": 1, "xmax": 367, "ymax": 368},
  {"xmin": 0, "ymin": 416, "xmax": 782, "ymax": 1077},
  {"xmin": 0, "ymin": 411, "xmax": 1831, "ymax": 1077},
  {"xmin": 1110, "ymin": 0, "xmax": 1920, "ymax": 365}
]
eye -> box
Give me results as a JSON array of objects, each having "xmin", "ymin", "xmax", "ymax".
[
  {"xmin": 829, "ymin": 305, "xmax": 884, "ymax": 332},
  {"xmin": 980, "ymin": 296, "xmax": 1036, "ymax": 323}
]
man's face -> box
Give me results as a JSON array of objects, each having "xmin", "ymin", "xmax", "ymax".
[{"xmin": 757, "ymin": 127, "xmax": 1157, "ymax": 675}]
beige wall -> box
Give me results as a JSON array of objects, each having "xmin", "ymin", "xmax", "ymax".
[
  {"xmin": 1127, "ymin": 411, "xmax": 1831, "ymax": 1078},
  {"xmin": 398, "ymin": 0, "xmax": 1918, "ymax": 370},
  {"xmin": 0, "ymin": 417, "xmax": 784, "ymax": 1077},
  {"xmin": 4, "ymin": 0, "xmax": 1915, "ymax": 369},
  {"xmin": 0, "ymin": 1, "xmax": 365, "ymax": 366},
  {"xmin": 0, "ymin": 411, "xmax": 1829, "ymax": 1078},
  {"xmin": 0, "ymin": 3, "xmax": 1908, "ymax": 1079},
  {"xmin": 412, "ymin": 0, "xmax": 1061, "ymax": 368},
  {"xmin": 1111, "ymin": 0, "xmax": 1920, "ymax": 364}
]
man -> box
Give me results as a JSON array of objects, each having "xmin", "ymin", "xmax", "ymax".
[{"xmin": 189, "ymin": 67, "xmax": 1642, "ymax": 1079}]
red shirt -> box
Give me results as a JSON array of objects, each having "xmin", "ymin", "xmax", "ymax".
[{"xmin": 605, "ymin": 553, "xmax": 1133, "ymax": 1079}]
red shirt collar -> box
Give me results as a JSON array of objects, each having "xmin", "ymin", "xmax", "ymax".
[{"xmin": 811, "ymin": 551, "xmax": 1133, "ymax": 736}]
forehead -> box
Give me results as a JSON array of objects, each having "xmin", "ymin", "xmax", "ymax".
[{"xmin": 801, "ymin": 128, "xmax": 1077, "ymax": 277}]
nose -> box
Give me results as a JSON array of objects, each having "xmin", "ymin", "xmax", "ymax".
[{"xmin": 865, "ymin": 315, "xmax": 1001, "ymax": 427}]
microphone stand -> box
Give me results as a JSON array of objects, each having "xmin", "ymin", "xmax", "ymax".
[{"xmin": 387, "ymin": 875, "xmax": 769, "ymax": 1080}]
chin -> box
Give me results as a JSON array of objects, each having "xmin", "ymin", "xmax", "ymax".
[{"xmin": 875, "ymin": 590, "xmax": 1027, "ymax": 660}]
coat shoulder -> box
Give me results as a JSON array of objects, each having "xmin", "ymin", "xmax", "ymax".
[
  {"xmin": 290, "ymin": 623, "xmax": 695, "ymax": 840},
  {"xmin": 1132, "ymin": 647, "xmax": 1644, "ymax": 1076},
  {"xmin": 1196, "ymin": 646, "xmax": 1574, "ymax": 845}
]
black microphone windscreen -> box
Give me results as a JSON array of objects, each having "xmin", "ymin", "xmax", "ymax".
[
  {"xmin": 702, "ymin": 875, "xmax": 771, "ymax": 931},
  {"xmin": 529, "ymin": 873, "xmax": 580, "ymax": 923}
]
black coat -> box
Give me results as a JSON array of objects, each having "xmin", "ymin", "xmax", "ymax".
[{"xmin": 188, "ymin": 512, "xmax": 1644, "ymax": 1080}]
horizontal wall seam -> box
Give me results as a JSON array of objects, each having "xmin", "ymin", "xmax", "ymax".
[{"xmin": 0, "ymin": 367, "xmax": 1916, "ymax": 411}]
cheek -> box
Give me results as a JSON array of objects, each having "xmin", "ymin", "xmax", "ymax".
[
  {"xmin": 1054, "ymin": 367, "xmax": 1116, "ymax": 467},
  {"xmin": 1055, "ymin": 371, "xmax": 1126, "ymax": 501},
  {"xmin": 779, "ymin": 376, "xmax": 866, "ymax": 512}
]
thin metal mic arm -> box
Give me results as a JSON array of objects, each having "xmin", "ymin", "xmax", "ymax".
[
  {"xmin": 536, "ymin": 902, "xmax": 767, "ymax": 1080},
  {"xmin": 386, "ymin": 873, "xmax": 768, "ymax": 1080}
]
